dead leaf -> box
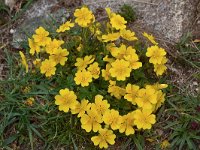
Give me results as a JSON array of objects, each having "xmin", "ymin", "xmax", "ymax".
[{"xmin": 193, "ymin": 39, "xmax": 200, "ymax": 43}]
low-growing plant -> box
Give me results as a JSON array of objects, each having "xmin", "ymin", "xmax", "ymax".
[
  {"xmin": 176, "ymin": 33, "xmax": 200, "ymax": 70},
  {"xmin": 16, "ymin": 6, "xmax": 168, "ymax": 149},
  {"xmin": 165, "ymin": 94, "xmax": 200, "ymax": 150},
  {"xmin": 119, "ymin": 4, "xmax": 137, "ymax": 23}
]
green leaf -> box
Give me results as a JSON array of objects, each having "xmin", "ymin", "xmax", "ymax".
[
  {"xmin": 164, "ymin": 121, "xmax": 179, "ymax": 129},
  {"xmin": 30, "ymin": 125, "xmax": 44, "ymax": 141},
  {"xmin": 2, "ymin": 134, "xmax": 18, "ymax": 146},
  {"xmin": 66, "ymin": 74, "xmax": 75, "ymax": 88},
  {"xmin": 28, "ymin": 127, "xmax": 34, "ymax": 150},
  {"xmin": 121, "ymin": 138, "xmax": 132, "ymax": 150},
  {"xmin": 178, "ymin": 137, "xmax": 186, "ymax": 150},
  {"xmin": 133, "ymin": 135, "xmax": 144, "ymax": 150},
  {"xmin": 78, "ymin": 87, "xmax": 92, "ymax": 101},
  {"xmin": 186, "ymin": 138, "xmax": 196, "ymax": 150},
  {"xmin": 70, "ymin": 134, "xmax": 78, "ymax": 150}
]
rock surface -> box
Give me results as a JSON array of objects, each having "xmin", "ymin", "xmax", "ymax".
[
  {"xmin": 12, "ymin": 0, "xmax": 70, "ymax": 48},
  {"xmin": 12, "ymin": 0, "xmax": 200, "ymax": 48},
  {"xmin": 83, "ymin": 0, "xmax": 200, "ymax": 42}
]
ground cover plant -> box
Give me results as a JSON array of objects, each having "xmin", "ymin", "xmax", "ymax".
[{"xmin": 0, "ymin": 4, "xmax": 199, "ymax": 150}]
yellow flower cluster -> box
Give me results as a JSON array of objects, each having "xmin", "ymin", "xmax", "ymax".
[
  {"xmin": 146, "ymin": 45, "xmax": 167, "ymax": 76},
  {"xmin": 143, "ymin": 32, "xmax": 168, "ymax": 76},
  {"xmin": 74, "ymin": 55, "xmax": 101, "ymax": 87},
  {"xmin": 27, "ymin": 26, "xmax": 70, "ymax": 77},
  {"xmin": 54, "ymin": 83, "xmax": 167, "ymax": 148},
  {"xmin": 21, "ymin": 6, "xmax": 168, "ymax": 149}
]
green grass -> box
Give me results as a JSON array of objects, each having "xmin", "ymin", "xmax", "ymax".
[
  {"xmin": 119, "ymin": 4, "xmax": 137, "ymax": 23},
  {"xmin": 0, "ymin": 49, "xmax": 92, "ymax": 149},
  {"xmin": 176, "ymin": 33, "xmax": 200, "ymax": 70},
  {"xmin": 0, "ymin": 0, "xmax": 35, "ymax": 27}
]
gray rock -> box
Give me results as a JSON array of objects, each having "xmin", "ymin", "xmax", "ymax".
[
  {"xmin": 12, "ymin": 0, "xmax": 199, "ymax": 48},
  {"xmin": 83, "ymin": 0, "xmax": 200, "ymax": 42},
  {"xmin": 12, "ymin": 0, "xmax": 70, "ymax": 48}
]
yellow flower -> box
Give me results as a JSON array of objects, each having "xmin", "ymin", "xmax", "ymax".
[
  {"xmin": 45, "ymin": 39, "xmax": 64, "ymax": 55},
  {"xmin": 110, "ymin": 14, "xmax": 127, "ymax": 30},
  {"xmin": 56, "ymin": 20, "xmax": 74, "ymax": 33},
  {"xmin": 91, "ymin": 95, "xmax": 110, "ymax": 116},
  {"xmin": 109, "ymin": 80, "xmax": 116, "ymax": 86},
  {"xmin": 133, "ymin": 109, "xmax": 156, "ymax": 129},
  {"xmin": 143, "ymin": 32, "xmax": 158, "ymax": 45},
  {"xmin": 103, "ymin": 55, "xmax": 115, "ymax": 63},
  {"xmin": 106, "ymin": 43, "xmax": 116, "ymax": 53},
  {"xmin": 91, "ymin": 14, "xmax": 95, "ymax": 23},
  {"xmin": 109, "ymin": 59, "xmax": 131, "ymax": 81},
  {"xmin": 110, "ymin": 44, "xmax": 136, "ymax": 60},
  {"xmin": 74, "ymin": 70, "xmax": 93, "ymax": 87},
  {"xmin": 154, "ymin": 90, "xmax": 165, "ymax": 111},
  {"xmin": 88, "ymin": 62, "xmax": 100, "ymax": 79},
  {"xmin": 135, "ymin": 87, "xmax": 157, "ymax": 110},
  {"xmin": 151, "ymin": 83, "xmax": 168, "ymax": 90},
  {"xmin": 154, "ymin": 57, "xmax": 167, "ymax": 76},
  {"xmin": 108, "ymin": 86, "xmax": 126, "ymax": 99},
  {"xmin": 75, "ymin": 55, "xmax": 95, "ymax": 70},
  {"xmin": 24, "ymin": 97, "xmax": 35, "ymax": 106},
  {"xmin": 28, "ymin": 38, "xmax": 40, "ymax": 55},
  {"xmin": 55, "ymin": 88, "xmax": 77, "ymax": 112},
  {"xmin": 145, "ymin": 85, "xmax": 166, "ymax": 112},
  {"xmin": 108, "ymin": 83, "xmax": 126, "ymax": 99},
  {"xmin": 120, "ymin": 29, "xmax": 138, "ymax": 41},
  {"xmin": 119, "ymin": 112, "xmax": 135, "ymax": 136},
  {"xmin": 110, "ymin": 44, "xmax": 126, "ymax": 59},
  {"xmin": 146, "ymin": 45, "xmax": 166, "ymax": 64},
  {"xmin": 160, "ymin": 140, "xmax": 170, "ymax": 149},
  {"xmin": 154, "ymin": 64, "xmax": 167, "ymax": 76},
  {"xmin": 102, "ymin": 109, "xmax": 122, "ymax": 130},
  {"xmin": 124, "ymin": 53, "xmax": 142, "ymax": 70},
  {"xmin": 124, "ymin": 84, "xmax": 140, "ymax": 105},
  {"xmin": 74, "ymin": 7, "xmax": 93, "ymax": 27},
  {"xmin": 77, "ymin": 43, "xmax": 83, "ymax": 52},
  {"xmin": 19, "ymin": 51, "xmax": 28, "ymax": 73},
  {"xmin": 33, "ymin": 59, "xmax": 41, "ymax": 68},
  {"xmin": 91, "ymin": 128, "xmax": 116, "ymax": 149},
  {"xmin": 71, "ymin": 99, "xmax": 91, "ymax": 117},
  {"xmin": 102, "ymin": 32, "xmax": 120, "ymax": 42},
  {"xmin": 89, "ymin": 22, "xmax": 101, "ymax": 36},
  {"xmin": 32, "ymin": 27, "xmax": 51, "ymax": 46},
  {"xmin": 101, "ymin": 64, "xmax": 111, "ymax": 81},
  {"xmin": 106, "ymin": 22, "xmax": 112, "ymax": 32},
  {"xmin": 49, "ymin": 48, "xmax": 69, "ymax": 66},
  {"xmin": 40, "ymin": 59, "xmax": 56, "ymax": 77},
  {"xmin": 81, "ymin": 107, "xmax": 103, "ymax": 132},
  {"xmin": 105, "ymin": 7, "xmax": 114, "ymax": 19}
]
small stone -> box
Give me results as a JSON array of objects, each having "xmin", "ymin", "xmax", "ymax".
[
  {"xmin": 10, "ymin": 29, "xmax": 15, "ymax": 34},
  {"xmin": 193, "ymin": 81, "xmax": 198, "ymax": 86}
]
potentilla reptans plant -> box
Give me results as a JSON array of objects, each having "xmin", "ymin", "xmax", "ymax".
[{"xmin": 19, "ymin": 6, "xmax": 168, "ymax": 149}]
